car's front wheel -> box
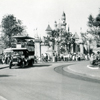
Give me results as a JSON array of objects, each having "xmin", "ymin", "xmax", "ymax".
[
  {"xmin": 2, "ymin": 56, "xmax": 5, "ymax": 64},
  {"xmin": 9, "ymin": 61, "xmax": 12, "ymax": 69},
  {"xmin": 31, "ymin": 59, "xmax": 34, "ymax": 66}
]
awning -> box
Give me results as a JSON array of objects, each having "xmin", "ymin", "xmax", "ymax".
[
  {"xmin": 13, "ymin": 36, "xmax": 34, "ymax": 40},
  {"xmin": 4, "ymin": 48, "xmax": 28, "ymax": 53},
  {"xmin": 4, "ymin": 48, "xmax": 13, "ymax": 53}
]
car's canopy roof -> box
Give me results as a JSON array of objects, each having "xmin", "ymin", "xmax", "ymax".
[
  {"xmin": 13, "ymin": 36, "xmax": 34, "ymax": 40},
  {"xmin": 4, "ymin": 48, "xmax": 28, "ymax": 53},
  {"xmin": 12, "ymin": 48, "xmax": 28, "ymax": 51}
]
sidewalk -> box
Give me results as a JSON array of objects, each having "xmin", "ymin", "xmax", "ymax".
[{"xmin": 64, "ymin": 61, "xmax": 100, "ymax": 80}]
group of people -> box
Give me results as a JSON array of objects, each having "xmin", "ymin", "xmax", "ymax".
[
  {"xmin": 59, "ymin": 53, "xmax": 84, "ymax": 61},
  {"xmin": 40, "ymin": 53, "xmax": 91, "ymax": 62},
  {"xmin": 1, "ymin": 52, "xmax": 93, "ymax": 64},
  {"xmin": 90, "ymin": 51, "xmax": 100, "ymax": 65},
  {"xmin": 41, "ymin": 53, "xmax": 51, "ymax": 62}
]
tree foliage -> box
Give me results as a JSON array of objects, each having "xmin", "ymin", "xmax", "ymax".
[
  {"xmin": 44, "ymin": 30, "xmax": 57, "ymax": 50},
  {"xmin": 60, "ymin": 30, "xmax": 74, "ymax": 53},
  {"xmin": 44, "ymin": 29, "xmax": 73, "ymax": 54},
  {"xmin": 87, "ymin": 12, "xmax": 100, "ymax": 38},
  {"xmin": 1, "ymin": 14, "xmax": 25, "ymax": 48}
]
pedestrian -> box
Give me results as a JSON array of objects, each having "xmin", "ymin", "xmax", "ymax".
[
  {"xmin": 78, "ymin": 54, "xmax": 80, "ymax": 61},
  {"xmin": 41, "ymin": 54, "xmax": 44, "ymax": 62},
  {"xmin": 46, "ymin": 53, "xmax": 48, "ymax": 62},
  {"xmin": 72, "ymin": 54, "xmax": 75, "ymax": 61}
]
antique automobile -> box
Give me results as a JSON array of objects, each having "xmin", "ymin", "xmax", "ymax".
[
  {"xmin": 7, "ymin": 48, "xmax": 34, "ymax": 69},
  {"xmin": 90, "ymin": 53, "xmax": 98, "ymax": 65}
]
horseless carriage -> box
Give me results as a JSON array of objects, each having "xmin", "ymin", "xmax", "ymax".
[{"xmin": 90, "ymin": 51, "xmax": 100, "ymax": 66}]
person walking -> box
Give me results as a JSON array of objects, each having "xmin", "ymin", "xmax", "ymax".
[{"xmin": 46, "ymin": 53, "xmax": 48, "ymax": 62}]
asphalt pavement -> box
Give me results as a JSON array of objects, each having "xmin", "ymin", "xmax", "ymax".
[{"xmin": 0, "ymin": 60, "xmax": 100, "ymax": 80}]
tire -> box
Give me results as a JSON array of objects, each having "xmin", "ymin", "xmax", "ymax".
[
  {"xmin": 20, "ymin": 61, "xmax": 25, "ymax": 68},
  {"xmin": 30, "ymin": 59, "xmax": 34, "ymax": 66},
  {"xmin": 25, "ymin": 61, "xmax": 28, "ymax": 66},
  {"xmin": 32, "ymin": 59, "xmax": 34, "ymax": 66},
  {"xmin": 7, "ymin": 58, "xmax": 10, "ymax": 64},
  {"xmin": 9, "ymin": 62, "xmax": 12, "ymax": 69},
  {"xmin": 2, "ymin": 57, "xmax": 5, "ymax": 64}
]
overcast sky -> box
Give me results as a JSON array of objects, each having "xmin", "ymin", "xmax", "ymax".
[{"xmin": 0, "ymin": 0, "xmax": 100, "ymax": 38}]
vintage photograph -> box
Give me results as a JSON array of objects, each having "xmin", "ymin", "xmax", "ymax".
[{"xmin": 0, "ymin": 0, "xmax": 100, "ymax": 100}]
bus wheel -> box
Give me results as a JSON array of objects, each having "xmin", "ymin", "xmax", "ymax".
[{"xmin": 31, "ymin": 59, "xmax": 34, "ymax": 66}]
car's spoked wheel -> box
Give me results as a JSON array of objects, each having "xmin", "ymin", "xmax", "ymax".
[
  {"xmin": 2, "ymin": 56, "xmax": 5, "ymax": 64},
  {"xmin": 25, "ymin": 61, "xmax": 28, "ymax": 66},
  {"xmin": 9, "ymin": 62, "xmax": 12, "ymax": 69},
  {"xmin": 21, "ymin": 61, "xmax": 25, "ymax": 68}
]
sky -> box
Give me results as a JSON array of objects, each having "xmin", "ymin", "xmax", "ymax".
[{"xmin": 0, "ymin": 0, "xmax": 100, "ymax": 38}]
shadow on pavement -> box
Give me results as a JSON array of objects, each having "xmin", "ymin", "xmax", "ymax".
[
  {"xmin": 0, "ymin": 75, "xmax": 12, "ymax": 77},
  {"xmin": 33, "ymin": 64, "xmax": 51, "ymax": 67},
  {"xmin": 12, "ymin": 64, "xmax": 51, "ymax": 69},
  {"xmin": 0, "ymin": 66, "xmax": 9, "ymax": 70}
]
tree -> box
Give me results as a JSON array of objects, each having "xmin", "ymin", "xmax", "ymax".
[
  {"xmin": 44, "ymin": 29, "xmax": 73, "ymax": 54},
  {"xmin": 1, "ymin": 14, "xmax": 25, "ymax": 48},
  {"xmin": 81, "ymin": 32, "xmax": 92, "ymax": 54},
  {"xmin": 60, "ymin": 30, "xmax": 73, "ymax": 53},
  {"xmin": 87, "ymin": 11, "xmax": 100, "ymax": 40},
  {"xmin": 44, "ymin": 30, "xmax": 58, "ymax": 50}
]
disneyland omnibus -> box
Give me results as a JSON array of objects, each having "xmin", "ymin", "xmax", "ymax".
[{"xmin": 2, "ymin": 35, "xmax": 35, "ymax": 69}]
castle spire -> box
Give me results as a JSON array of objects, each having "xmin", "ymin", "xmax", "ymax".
[
  {"xmin": 68, "ymin": 25, "xmax": 70, "ymax": 32},
  {"xmin": 54, "ymin": 21, "xmax": 57, "ymax": 30},
  {"xmin": 61, "ymin": 11, "xmax": 67, "ymax": 29}
]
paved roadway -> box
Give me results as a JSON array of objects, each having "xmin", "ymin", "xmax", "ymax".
[{"xmin": 0, "ymin": 61, "xmax": 100, "ymax": 100}]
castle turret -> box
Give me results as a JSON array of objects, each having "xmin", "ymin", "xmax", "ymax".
[{"xmin": 45, "ymin": 24, "xmax": 52, "ymax": 36}]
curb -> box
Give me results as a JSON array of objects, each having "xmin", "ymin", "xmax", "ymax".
[
  {"xmin": 66, "ymin": 65, "xmax": 100, "ymax": 80},
  {"xmin": 87, "ymin": 65, "xmax": 99, "ymax": 69}
]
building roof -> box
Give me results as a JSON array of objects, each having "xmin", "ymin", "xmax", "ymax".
[
  {"xmin": 45, "ymin": 24, "xmax": 52, "ymax": 31},
  {"xmin": 73, "ymin": 32, "xmax": 79, "ymax": 39}
]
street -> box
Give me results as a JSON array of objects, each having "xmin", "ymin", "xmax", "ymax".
[{"xmin": 0, "ymin": 61, "xmax": 100, "ymax": 100}]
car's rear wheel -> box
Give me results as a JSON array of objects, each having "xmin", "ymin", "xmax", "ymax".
[{"xmin": 20, "ymin": 61, "xmax": 25, "ymax": 68}]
